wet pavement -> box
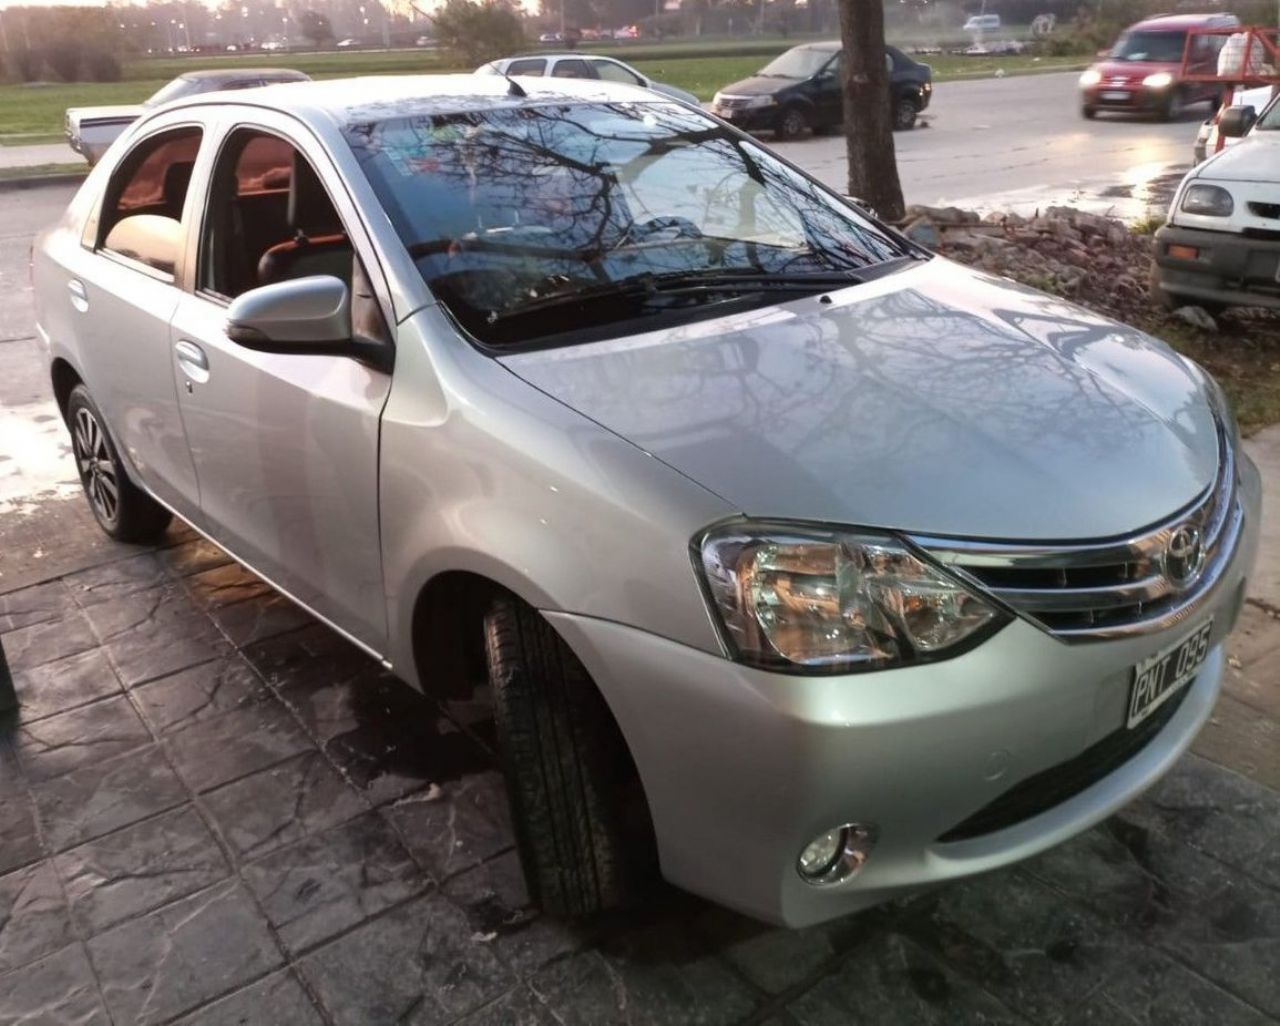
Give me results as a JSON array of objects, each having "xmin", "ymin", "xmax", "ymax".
[{"xmin": 3, "ymin": 181, "xmax": 1280, "ymax": 1025}]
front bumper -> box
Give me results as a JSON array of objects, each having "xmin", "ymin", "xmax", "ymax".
[
  {"xmin": 710, "ymin": 103, "xmax": 780, "ymax": 132},
  {"xmin": 1083, "ymin": 85, "xmax": 1170, "ymax": 113},
  {"xmin": 1153, "ymin": 224, "xmax": 1280, "ymax": 311},
  {"xmin": 547, "ymin": 454, "xmax": 1261, "ymax": 927}
]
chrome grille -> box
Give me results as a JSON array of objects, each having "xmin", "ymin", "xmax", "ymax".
[{"xmin": 912, "ymin": 432, "xmax": 1241, "ymax": 641}]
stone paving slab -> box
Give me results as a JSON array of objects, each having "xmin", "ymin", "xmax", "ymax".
[{"xmin": 0, "ymin": 513, "xmax": 1276, "ymax": 1025}]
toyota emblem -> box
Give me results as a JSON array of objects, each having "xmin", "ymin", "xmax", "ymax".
[{"xmin": 1164, "ymin": 524, "xmax": 1206, "ymax": 590}]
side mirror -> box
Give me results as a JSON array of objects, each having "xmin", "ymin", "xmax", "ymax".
[
  {"xmin": 226, "ymin": 275, "xmax": 392, "ymax": 372},
  {"xmin": 1217, "ymin": 105, "xmax": 1257, "ymax": 139}
]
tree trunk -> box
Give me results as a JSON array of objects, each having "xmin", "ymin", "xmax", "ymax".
[{"xmin": 837, "ymin": 0, "xmax": 905, "ymax": 221}]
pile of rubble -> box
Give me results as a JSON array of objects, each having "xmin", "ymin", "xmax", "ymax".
[{"xmin": 900, "ymin": 204, "xmax": 1161, "ymax": 325}]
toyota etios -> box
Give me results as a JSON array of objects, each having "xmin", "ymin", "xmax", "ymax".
[{"xmin": 34, "ymin": 75, "xmax": 1260, "ymax": 927}]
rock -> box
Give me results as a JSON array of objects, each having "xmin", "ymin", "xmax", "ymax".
[
  {"xmin": 1174, "ymin": 305, "xmax": 1219, "ymax": 331},
  {"xmin": 902, "ymin": 217, "xmax": 941, "ymax": 248},
  {"xmin": 904, "ymin": 204, "xmax": 978, "ymax": 226}
]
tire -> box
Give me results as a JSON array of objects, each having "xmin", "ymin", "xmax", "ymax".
[
  {"xmin": 1161, "ymin": 88, "xmax": 1184, "ymax": 122},
  {"xmin": 484, "ymin": 597, "xmax": 655, "ymax": 918},
  {"xmin": 1081, "ymin": 105, "xmax": 1097, "ymax": 120},
  {"xmin": 893, "ymin": 97, "xmax": 919, "ymax": 131},
  {"xmin": 67, "ymin": 385, "xmax": 172, "ymax": 543},
  {"xmin": 775, "ymin": 104, "xmax": 810, "ymax": 140}
]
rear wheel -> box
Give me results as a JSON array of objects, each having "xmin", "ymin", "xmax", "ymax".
[
  {"xmin": 485, "ymin": 596, "xmax": 655, "ymax": 918},
  {"xmin": 775, "ymin": 104, "xmax": 810, "ymax": 140},
  {"xmin": 893, "ymin": 97, "xmax": 919, "ymax": 131},
  {"xmin": 67, "ymin": 385, "xmax": 172, "ymax": 543}
]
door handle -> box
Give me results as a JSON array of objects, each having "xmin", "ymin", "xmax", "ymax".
[
  {"xmin": 174, "ymin": 339, "xmax": 210, "ymax": 385},
  {"xmin": 68, "ymin": 279, "xmax": 88, "ymax": 313}
]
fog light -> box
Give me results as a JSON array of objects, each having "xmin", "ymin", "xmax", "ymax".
[
  {"xmin": 1168, "ymin": 243, "xmax": 1200, "ymax": 261},
  {"xmin": 796, "ymin": 822, "xmax": 879, "ymax": 886}
]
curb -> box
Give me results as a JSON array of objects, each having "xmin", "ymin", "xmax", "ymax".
[{"xmin": 0, "ymin": 171, "xmax": 88, "ymax": 192}]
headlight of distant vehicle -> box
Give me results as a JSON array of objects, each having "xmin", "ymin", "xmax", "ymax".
[
  {"xmin": 1143, "ymin": 72, "xmax": 1174, "ymax": 88},
  {"xmin": 1079, "ymin": 69, "xmax": 1102, "ymax": 87},
  {"xmin": 1181, "ymin": 184, "xmax": 1234, "ymax": 216},
  {"xmin": 697, "ymin": 522, "xmax": 1008, "ymax": 674}
]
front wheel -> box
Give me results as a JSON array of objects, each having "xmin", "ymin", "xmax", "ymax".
[
  {"xmin": 485, "ymin": 597, "xmax": 656, "ymax": 918},
  {"xmin": 775, "ymin": 104, "xmax": 810, "ymax": 140},
  {"xmin": 1082, "ymin": 104, "xmax": 1097, "ymax": 120},
  {"xmin": 893, "ymin": 97, "xmax": 919, "ymax": 131},
  {"xmin": 67, "ymin": 385, "xmax": 172, "ymax": 543},
  {"xmin": 1161, "ymin": 88, "xmax": 1185, "ymax": 122}
]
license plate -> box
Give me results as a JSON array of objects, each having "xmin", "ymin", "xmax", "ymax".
[
  {"xmin": 1101, "ymin": 90, "xmax": 1131, "ymax": 101},
  {"xmin": 1127, "ymin": 619, "xmax": 1212, "ymax": 728}
]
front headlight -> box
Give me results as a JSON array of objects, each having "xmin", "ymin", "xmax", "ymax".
[
  {"xmin": 1143, "ymin": 72, "xmax": 1173, "ymax": 88},
  {"xmin": 1181, "ymin": 184, "xmax": 1234, "ymax": 216},
  {"xmin": 740, "ymin": 94, "xmax": 776, "ymax": 109},
  {"xmin": 1079, "ymin": 69, "xmax": 1102, "ymax": 87},
  {"xmin": 696, "ymin": 521, "xmax": 1008, "ymax": 674}
]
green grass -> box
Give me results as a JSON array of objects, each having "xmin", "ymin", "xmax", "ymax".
[
  {"xmin": 0, "ymin": 44, "xmax": 1089, "ymax": 144},
  {"xmin": 0, "ymin": 161, "xmax": 86, "ymax": 179}
]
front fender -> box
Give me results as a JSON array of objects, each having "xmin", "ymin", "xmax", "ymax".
[{"xmin": 380, "ymin": 307, "xmax": 736, "ymax": 689}]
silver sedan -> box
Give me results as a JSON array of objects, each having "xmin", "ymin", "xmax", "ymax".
[{"xmin": 32, "ymin": 74, "xmax": 1259, "ymax": 927}]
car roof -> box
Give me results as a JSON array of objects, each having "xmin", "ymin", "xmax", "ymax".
[
  {"xmin": 1129, "ymin": 13, "xmax": 1240, "ymax": 30},
  {"xmin": 179, "ymin": 67, "xmax": 309, "ymax": 82},
  {"xmin": 502, "ymin": 53, "xmax": 628, "ymax": 62},
  {"xmin": 164, "ymin": 73, "xmax": 659, "ymax": 126},
  {"xmin": 794, "ymin": 40, "xmax": 841, "ymax": 52}
]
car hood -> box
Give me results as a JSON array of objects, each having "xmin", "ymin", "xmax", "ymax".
[
  {"xmin": 1197, "ymin": 131, "xmax": 1280, "ymax": 182},
  {"xmin": 499, "ymin": 259, "xmax": 1219, "ymax": 541},
  {"xmin": 66, "ymin": 105, "xmax": 144, "ymax": 124},
  {"xmin": 717, "ymin": 75, "xmax": 794, "ymax": 97}
]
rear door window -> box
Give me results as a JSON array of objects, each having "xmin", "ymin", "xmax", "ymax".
[
  {"xmin": 96, "ymin": 126, "xmax": 202, "ymax": 276},
  {"xmin": 507, "ymin": 58, "xmax": 547, "ymax": 75},
  {"xmin": 552, "ymin": 59, "xmax": 594, "ymax": 79},
  {"xmin": 590, "ymin": 60, "xmax": 642, "ymax": 85}
]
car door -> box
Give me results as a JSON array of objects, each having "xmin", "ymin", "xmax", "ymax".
[
  {"xmin": 813, "ymin": 52, "xmax": 843, "ymax": 127},
  {"xmin": 506, "ymin": 57, "xmax": 548, "ymax": 76},
  {"xmin": 169, "ymin": 115, "xmax": 393, "ymax": 652},
  {"xmin": 63, "ymin": 119, "xmax": 206, "ymax": 520}
]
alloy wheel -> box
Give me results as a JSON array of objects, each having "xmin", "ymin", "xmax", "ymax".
[{"xmin": 73, "ymin": 406, "xmax": 119, "ymax": 527}]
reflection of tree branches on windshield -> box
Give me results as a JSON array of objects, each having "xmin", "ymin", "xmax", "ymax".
[{"xmin": 345, "ymin": 99, "xmax": 910, "ymax": 346}]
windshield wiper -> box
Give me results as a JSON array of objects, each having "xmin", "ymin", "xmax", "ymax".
[{"xmin": 488, "ymin": 269, "xmax": 867, "ymax": 322}]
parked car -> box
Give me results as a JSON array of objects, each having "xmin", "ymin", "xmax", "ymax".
[
  {"xmin": 963, "ymin": 13, "xmax": 1001, "ymax": 32},
  {"xmin": 1078, "ymin": 13, "xmax": 1239, "ymax": 120},
  {"xmin": 65, "ymin": 68, "xmax": 310, "ymax": 166},
  {"xmin": 1194, "ymin": 83, "xmax": 1277, "ymax": 162},
  {"xmin": 478, "ymin": 53, "xmax": 700, "ymax": 106},
  {"xmin": 34, "ymin": 74, "xmax": 1258, "ymax": 928},
  {"xmin": 712, "ymin": 42, "xmax": 932, "ymax": 137},
  {"xmin": 1154, "ymin": 94, "xmax": 1280, "ymax": 311}
]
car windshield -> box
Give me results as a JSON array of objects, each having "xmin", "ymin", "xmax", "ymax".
[
  {"xmin": 347, "ymin": 101, "xmax": 910, "ymax": 348},
  {"xmin": 1256, "ymin": 95, "xmax": 1280, "ymax": 130},
  {"xmin": 757, "ymin": 46, "xmax": 834, "ymax": 79},
  {"xmin": 1109, "ymin": 30, "xmax": 1187, "ymax": 63},
  {"xmin": 143, "ymin": 77, "xmax": 202, "ymax": 108}
]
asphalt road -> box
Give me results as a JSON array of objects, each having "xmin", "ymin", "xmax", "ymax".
[{"xmin": 771, "ymin": 69, "xmax": 1205, "ymax": 211}]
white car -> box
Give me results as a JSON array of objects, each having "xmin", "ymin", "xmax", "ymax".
[
  {"xmin": 1154, "ymin": 93, "xmax": 1280, "ymax": 312},
  {"xmin": 478, "ymin": 53, "xmax": 700, "ymax": 107},
  {"xmin": 1194, "ymin": 84, "xmax": 1277, "ymax": 163},
  {"xmin": 65, "ymin": 69, "xmax": 309, "ymax": 165}
]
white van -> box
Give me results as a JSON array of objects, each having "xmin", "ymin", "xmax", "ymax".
[{"xmin": 963, "ymin": 14, "xmax": 1001, "ymax": 32}]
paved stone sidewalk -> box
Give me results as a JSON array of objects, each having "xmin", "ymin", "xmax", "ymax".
[{"xmin": 1, "ymin": 505, "xmax": 1278, "ymax": 1026}]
